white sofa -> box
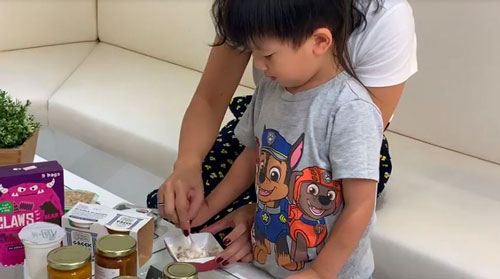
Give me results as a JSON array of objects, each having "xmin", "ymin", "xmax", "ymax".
[{"xmin": 1, "ymin": 1, "xmax": 499, "ymax": 278}]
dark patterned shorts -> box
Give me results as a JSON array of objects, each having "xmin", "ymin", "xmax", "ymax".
[{"xmin": 147, "ymin": 96, "xmax": 392, "ymax": 242}]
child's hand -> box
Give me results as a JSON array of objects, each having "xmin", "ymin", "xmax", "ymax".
[
  {"xmin": 286, "ymin": 268, "xmax": 337, "ymax": 279},
  {"xmin": 190, "ymin": 199, "xmax": 213, "ymax": 228}
]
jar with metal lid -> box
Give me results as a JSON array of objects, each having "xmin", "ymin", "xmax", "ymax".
[
  {"xmin": 95, "ymin": 234, "xmax": 137, "ymax": 279},
  {"xmin": 163, "ymin": 263, "xmax": 198, "ymax": 279},
  {"xmin": 47, "ymin": 246, "xmax": 92, "ymax": 279}
]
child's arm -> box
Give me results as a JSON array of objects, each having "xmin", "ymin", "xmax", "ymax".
[
  {"xmin": 287, "ymin": 178, "xmax": 376, "ymax": 279},
  {"xmin": 191, "ymin": 147, "xmax": 256, "ymax": 227}
]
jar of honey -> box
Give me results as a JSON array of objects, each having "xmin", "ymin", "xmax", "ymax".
[
  {"xmin": 95, "ymin": 234, "xmax": 137, "ymax": 279},
  {"xmin": 47, "ymin": 246, "xmax": 92, "ymax": 279},
  {"xmin": 163, "ymin": 263, "xmax": 198, "ymax": 279}
]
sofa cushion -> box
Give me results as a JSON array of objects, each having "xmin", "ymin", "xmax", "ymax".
[
  {"xmin": 48, "ymin": 43, "xmax": 254, "ymax": 176},
  {"xmin": 0, "ymin": 0, "xmax": 97, "ymax": 51},
  {"xmin": 97, "ymin": 0, "xmax": 255, "ymax": 88},
  {"xmin": 373, "ymin": 132, "xmax": 500, "ymax": 278},
  {"xmin": 0, "ymin": 42, "xmax": 98, "ymax": 125}
]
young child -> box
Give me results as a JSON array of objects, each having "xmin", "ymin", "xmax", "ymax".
[{"xmin": 195, "ymin": 0, "xmax": 383, "ymax": 278}]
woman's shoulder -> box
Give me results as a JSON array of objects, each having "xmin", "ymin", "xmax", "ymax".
[
  {"xmin": 379, "ymin": 0, "xmax": 412, "ymax": 10},
  {"xmin": 349, "ymin": 0, "xmax": 417, "ymax": 86},
  {"xmin": 363, "ymin": 0, "xmax": 413, "ymax": 18},
  {"xmin": 354, "ymin": 0, "xmax": 414, "ymax": 37}
]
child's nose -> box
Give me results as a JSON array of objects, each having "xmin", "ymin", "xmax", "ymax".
[{"xmin": 253, "ymin": 56, "xmax": 267, "ymax": 71}]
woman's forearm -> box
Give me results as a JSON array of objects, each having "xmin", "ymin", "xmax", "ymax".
[
  {"xmin": 176, "ymin": 94, "xmax": 229, "ymax": 169},
  {"xmin": 176, "ymin": 42, "xmax": 251, "ymax": 168}
]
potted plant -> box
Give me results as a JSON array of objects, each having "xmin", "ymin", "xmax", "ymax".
[{"xmin": 0, "ymin": 89, "xmax": 40, "ymax": 166}]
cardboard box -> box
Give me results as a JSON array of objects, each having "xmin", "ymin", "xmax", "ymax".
[
  {"xmin": 0, "ymin": 161, "xmax": 64, "ymax": 266},
  {"xmin": 62, "ymin": 202, "xmax": 154, "ymax": 267}
]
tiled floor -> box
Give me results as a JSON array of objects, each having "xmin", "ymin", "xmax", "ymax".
[{"xmin": 36, "ymin": 127, "xmax": 165, "ymax": 206}]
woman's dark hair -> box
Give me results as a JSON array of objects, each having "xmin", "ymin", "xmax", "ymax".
[{"xmin": 212, "ymin": 0, "xmax": 383, "ymax": 82}]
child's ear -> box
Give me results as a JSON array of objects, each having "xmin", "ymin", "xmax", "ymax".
[{"xmin": 312, "ymin": 28, "xmax": 333, "ymax": 56}]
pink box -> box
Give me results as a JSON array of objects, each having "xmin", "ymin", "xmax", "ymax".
[{"xmin": 0, "ymin": 161, "xmax": 64, "ymax": 266}]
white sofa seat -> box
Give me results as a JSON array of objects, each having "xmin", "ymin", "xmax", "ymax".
[
  {"xmin": 48, "ymin": 43, "xmax": 254, "ymax": 177},
  {"xmin": 0, "ymin": 42, "xmax": 98, "ymax": 125},
  {"xmin": 373, "ymin": 132, "xmax": 500, "ymax": 279}
]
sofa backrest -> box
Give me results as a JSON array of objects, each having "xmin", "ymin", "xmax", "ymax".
[
  {"xmin": 390, "ymin": 0, "xmax": 500, "ymax": 165},
  {"xmin": 0, "ymin": 0, "xmax": 97, "ymax": 51},
  {"xmin": 97, "ymin": 0, "xmax": 254, "ymax": 88}
]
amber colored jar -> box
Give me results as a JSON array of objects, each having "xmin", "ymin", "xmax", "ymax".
[
  {"xmin": 47, "ymin": 246, "xmax": 92, "ymax": 279},
  {"xmin": 95, "ymin": 235, "xmax": 137, "ymax": 278}
]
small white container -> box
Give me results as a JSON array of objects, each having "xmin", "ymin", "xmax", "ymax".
[
  {"xmin": 19, "ymin": 222, "xmax": 65, "ymax": 279},
  {"xmin": 164, "ymin": 232, "xmax": 223, "ymax": 263}
]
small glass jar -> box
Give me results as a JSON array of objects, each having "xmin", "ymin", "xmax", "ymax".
[
  {"xmin": 163, "ymin": 263, "xmax": 198, "ymax": 279},
  {"xmin": 95, "ymin": 234, "xmax": 137, "ymax": 278},
  {"xmin": 47, "ymin": 246, "xmax": 92, "ymax": 279}
]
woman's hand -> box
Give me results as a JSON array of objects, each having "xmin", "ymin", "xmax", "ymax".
[
  {"xmin": 201, "ymin": 204, "xmax": 256, "ymax": 266},
  {"xmin": 158, "ymin": 161, "xmax": 204, "ymax": 234},
  {"xmin": 190, "ymin": 199, "xmax": 213, "ymax": 228}
]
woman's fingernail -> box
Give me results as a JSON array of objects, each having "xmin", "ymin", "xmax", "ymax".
[
  {"xmin": 183, "ymin": 230, "xmax": 189, "ymax": 237},
  {"xmin": 223, "ymin": 238, "xmax": 231, "ymax": 245},
  {"xmin": 222, "ymin": 260, "xmax": 229, "ymax": 266},
  {"xmin": 216, "ymin": 257, "xmax": 224, "ymax": 264}
]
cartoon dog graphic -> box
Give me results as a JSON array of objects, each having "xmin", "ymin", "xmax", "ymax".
[
  {"xmin": 253, "ymin": 128, "xmax": 304, "ymax": 271},
  {"xmin": 288, "ymin": 167, "xmax": 343, "ymax": 262}
]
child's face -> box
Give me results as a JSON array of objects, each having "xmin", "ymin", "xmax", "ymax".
[{"xmin": 252, "ymin": 37, "xmax": 322, "ymax": 90}]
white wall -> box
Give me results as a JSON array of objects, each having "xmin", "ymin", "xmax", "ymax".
[
  {"xmin": 0, "ymin": 0, "xmax": 97, "ymax": 51},
  {"xmin": 390, "ymin": 0, "xmax": 500, "ymax": 164}
]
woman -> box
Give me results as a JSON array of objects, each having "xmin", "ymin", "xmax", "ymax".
[{"xmin": 157, "ymin": 0, "xmax": 417, "ymax": 265}]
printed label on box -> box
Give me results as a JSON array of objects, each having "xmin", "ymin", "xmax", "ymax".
[
  {"xmin": 107, "ymin": 214, "xmax": 143, "ymax": 231},
  {"xmin": 66, "ymin": 228, "xmax": 98, "ymax": 259}
]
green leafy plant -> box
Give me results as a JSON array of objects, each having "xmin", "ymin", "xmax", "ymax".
[{"xmin": 0, "ymin": 89, "xmax": 40, "ymax": 148}]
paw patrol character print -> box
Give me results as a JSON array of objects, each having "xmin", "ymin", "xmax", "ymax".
[
  {"xmin": 253, "ymin": 127, "xmax": 305, "ymax": 271},
  {"xmin": 288, "ymin": 167, "xmax": 343, "ymax": 263}
]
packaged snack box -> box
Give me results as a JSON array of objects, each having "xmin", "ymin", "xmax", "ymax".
[
  {"xmin": 0, "ymin": 161, "xmax": 64, "ymax": 266},
  {"xmin": 62, "ymin": 202, "xmax": 154, "ymax": 268}
]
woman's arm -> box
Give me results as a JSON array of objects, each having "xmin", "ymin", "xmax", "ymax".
[
  {"xmin": 176, "ymin": 42, "xmax": 252, "ymax": 168},
  {"xmin": 368, "ymin": 82, "xmax": 406, "ymax": 128},
  {"xmin": 159, "ymin": 41, "xmax": 251, "ymax": 231}
]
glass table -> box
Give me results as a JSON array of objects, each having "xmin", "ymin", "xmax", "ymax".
[{"xmin": 4, "ymin": 156, "xmax": 272, "ymax": 279}]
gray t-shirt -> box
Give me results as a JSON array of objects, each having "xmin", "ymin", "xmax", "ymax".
[{"xmin": 235, "ymin": 71, "xmax": 383, "ymax": 279}]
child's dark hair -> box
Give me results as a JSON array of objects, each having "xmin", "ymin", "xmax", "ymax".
[{"xmin": 212, "ymin": 0, "xmax": 382, "ymax": 82}]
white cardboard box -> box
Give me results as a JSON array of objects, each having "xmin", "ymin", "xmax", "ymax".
[{"xmin": 62, "ymin": 202, "xmax": 154, "ymax": 267}]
